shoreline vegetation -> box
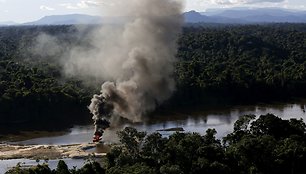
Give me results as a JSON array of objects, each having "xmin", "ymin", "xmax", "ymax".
[{"xmin": 4, "ymin": 114, "xmax": 306, "ymax": 174}]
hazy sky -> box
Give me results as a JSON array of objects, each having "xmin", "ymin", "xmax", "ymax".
[{"xmin": 0, "ymin": 0, "xmax": 305, "ymax": 23}]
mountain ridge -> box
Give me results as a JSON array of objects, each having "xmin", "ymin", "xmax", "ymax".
[{"xmin": 1, "ymin": 8, "xmax": 306, "ymax": 26}]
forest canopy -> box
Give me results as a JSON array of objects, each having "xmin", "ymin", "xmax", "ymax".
[{"xmin": 0, "ymin": 23, "xmax": 306, "ymax": 129}]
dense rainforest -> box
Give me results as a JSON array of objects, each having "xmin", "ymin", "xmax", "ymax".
[
  {"xmin": 6, "ymin": 114, "xmax": 306, "ymax": 174},
  {"xmin": 0, "ymin": 25, "xmax": 95, "ymax": 131},
  {"xmin": 173, "ymin": 23, "xmax": 306, "ymax": 106},
  {"xmin": 0, "ymin": 24, "xmax": 306, "ymax": 130}
]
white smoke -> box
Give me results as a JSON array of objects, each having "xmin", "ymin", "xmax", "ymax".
[
  {"xmin": 31, "ymin": 0, "xmax": 183, "ymax": 138},
  {"xmin": 67, "ymin": 0, "xmax": 184, "ymax": 123}
]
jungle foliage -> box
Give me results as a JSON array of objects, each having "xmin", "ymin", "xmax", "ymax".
[
  {"xmin": 0, "ymin": 25, "xmax": 94, "ymax": 130},
  {"xmin": 173, "ymin": 23, "xmax": 306, "ymax": 106},
  {"xmin": 5, "ymin": 160, "xmax": 105, "ymax": 174}
]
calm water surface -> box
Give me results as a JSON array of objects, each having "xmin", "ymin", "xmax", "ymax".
[
  {"xmin": 14, "ymin": 101, "xmax": 306, "ymax": 145},
  {"xmin": 2, "ymin": 101, "xmax": 306, "ymax": 172}
]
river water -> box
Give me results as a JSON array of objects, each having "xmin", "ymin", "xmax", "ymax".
[
  {"xmin": 14, "ymin": 101, "xmax": 306, "ymax": 145},
  {"xmin": 1, "ymin": 101, "xmax": 306, "ymax": 172}
]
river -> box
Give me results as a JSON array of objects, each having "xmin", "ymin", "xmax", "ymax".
[
  {"xmin": 1, "ymin": 101, "xmax": 306, "ymax": 172},
  {"xmin": 10, "ymin": 101, "xmax": 306, "ymax": 145}
]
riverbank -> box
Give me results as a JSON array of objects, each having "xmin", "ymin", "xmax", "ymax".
[{"xmin": 0, "ymin": 143, "xmax": 109, "ymax": 160}]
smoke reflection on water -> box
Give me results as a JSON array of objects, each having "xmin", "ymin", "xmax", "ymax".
[{"xmin": 14, "ymin": 102, "xmax": 306, "ymax": 145}]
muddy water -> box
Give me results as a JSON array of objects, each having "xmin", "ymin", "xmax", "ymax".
[{"xmin": 12, "ymin": 101, "xmax": 306, "ymax": 145}]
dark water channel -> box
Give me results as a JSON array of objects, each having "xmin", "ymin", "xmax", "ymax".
[{"xmin": 13, "ymin": 101, "xmax": 306, "ymax": 145}]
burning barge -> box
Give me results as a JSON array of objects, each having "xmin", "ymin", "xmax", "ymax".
[{"xmin": 92, "ymin": 119, "xmax": 110, "ymax": 143}]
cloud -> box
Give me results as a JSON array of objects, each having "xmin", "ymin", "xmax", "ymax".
[
  {"xmin": 60, "ymin": 3, "xmax": 78, "ymax": 9},
  {"xmin": 211, "ymin": 0, "xmax": 285, "ymax": 5},
  {"xmin": 40, "ymin": 5, "xmax": 55, "ymax": 11},
  {"xmin": 60, "ymin": 0, "xmax": 101, "ymax": 9}
]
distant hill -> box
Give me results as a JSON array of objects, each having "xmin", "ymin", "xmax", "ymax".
[
  {"xmin": 226, "ymin": 8, "xmax": 306, "ymax": 23},
  {"xmin": 184, "ymin": 10, "xmax": 212, "ymax": 23},
  {"xmin": 198, "ymin": 8, "xmax": 306, "ymax": 23},
  {"xmin": 23, "ymin": 14, "xmax": 102, "ymax": 25},
  {"xmin": 22, "ymin": 14, "xmax": 133, "ymax": 25},
  {"xmin": 183, "ymin": 10, "xmax": 246, "ymax": 24},
  {"xmin": 0, "ymin": 21, "xmax": 19, "ymax": 26},
  {"xmin": 242, "ymin": 14, "xmax": 306, "ymax": 23},
  {"xmin": 2, "ymin": 8, "xmax": 305, "ymax": 26},
  {"xmin": 215, "ymin": 8, "xmax": 298, "ymax": 18}
]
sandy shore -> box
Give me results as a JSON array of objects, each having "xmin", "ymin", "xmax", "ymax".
[{"xmin": 0, "ymin": 143, "xmax": 109, "ymax": 160}]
